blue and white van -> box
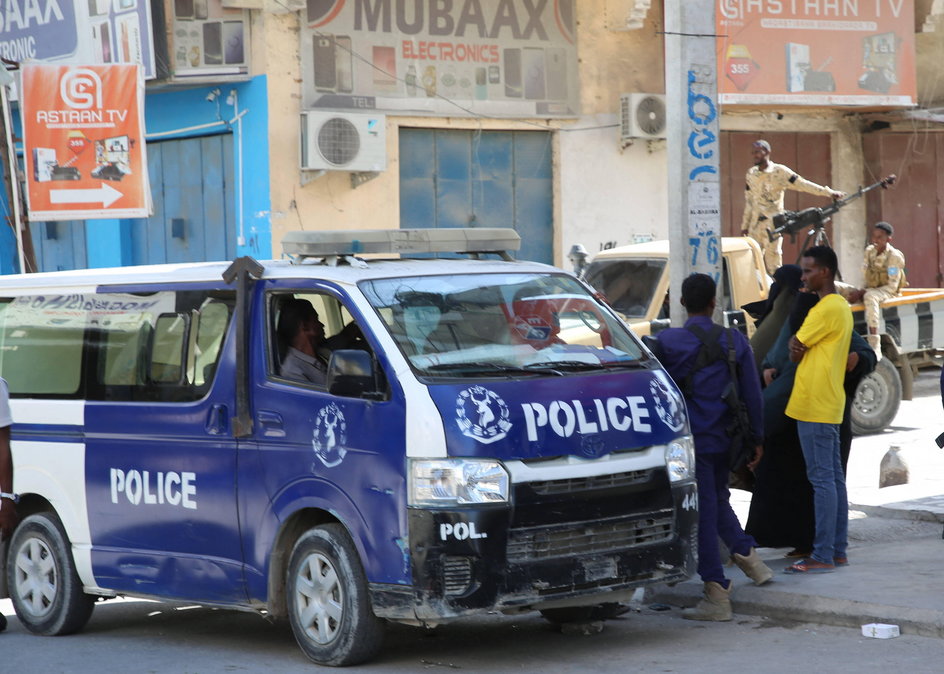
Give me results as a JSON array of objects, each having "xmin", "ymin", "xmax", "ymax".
[{"xmin": 0, "ymin": 229, "xmax": 696, "ymax": 666}]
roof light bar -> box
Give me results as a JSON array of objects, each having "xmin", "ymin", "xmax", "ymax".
[{"xmin": 282, "ymin": 228, "xmax": 521, "ymax": 259}]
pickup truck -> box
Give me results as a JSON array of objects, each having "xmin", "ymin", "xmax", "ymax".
[{"xmin": 582, "ymin": 237, "xmax": 944, "ymax": 435}]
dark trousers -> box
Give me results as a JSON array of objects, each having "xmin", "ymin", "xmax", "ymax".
[{"xmin": 696, "ymin": 451, "xmax": 757, "ymax": 585}]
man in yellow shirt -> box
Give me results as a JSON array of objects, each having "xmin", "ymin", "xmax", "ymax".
[
  {"xmin": 784, "ymin": 246, "xmax": 853, "ymax": 574},
  {"xmin": 741, "ymin": 140, "xmax": 844, "ymax": 275}
]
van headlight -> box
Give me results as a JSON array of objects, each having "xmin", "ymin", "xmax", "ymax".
[
  {"xmin": 665, "ymin": 436, "xmax": 695, "ymax": 482},
  {"xmin": 409, "ymin": 459, "xmax": 510, "ymax": 506}
]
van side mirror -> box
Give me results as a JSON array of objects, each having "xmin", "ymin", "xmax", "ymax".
[{"xmin": 327, "ymin": 349, "xmax": 382, "ymax": 399}]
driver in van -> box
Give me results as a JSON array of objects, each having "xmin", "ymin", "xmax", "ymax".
[{"xmin": 277, "ymin": 298, "xmax": 328, "ymax": 385}]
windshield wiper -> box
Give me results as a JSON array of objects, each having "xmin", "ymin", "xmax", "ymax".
[
  {"xmin": 424, "ymin": 362, "xmax": 548, "ymax": 376},
  {"xmin": 523, "ymin": 359, "xmax": 648, "ymax": 373}
]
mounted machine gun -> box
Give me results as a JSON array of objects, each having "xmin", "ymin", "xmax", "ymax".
[{"xmin": 767, "ymin": 174, "xmax": 897, "ymax": 260}]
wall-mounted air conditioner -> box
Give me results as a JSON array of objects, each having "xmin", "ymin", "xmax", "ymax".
[
  {"xmin": 619, "ymin": 93, "xmax": 667, "ymax": 143},
  {"xmin": 300, "ymin": 111, "xmax": 387, "ymax": 172}
]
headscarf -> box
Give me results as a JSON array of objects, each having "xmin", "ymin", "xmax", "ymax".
[{"xmin": 748, "ymin": 265, "xmax": 803, "ymax": 369}]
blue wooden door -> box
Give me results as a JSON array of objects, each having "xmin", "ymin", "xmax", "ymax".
[
  {"xmin": 128, "ymin": 134, "xmax": 236, "ymax": 265},
  {"xmin": 400, "ymin": 129, "xmax": 553, "ymax": 264},
  {"xmin": 31, "ymin": 220, "xmax": 88, "ymax": 272}
]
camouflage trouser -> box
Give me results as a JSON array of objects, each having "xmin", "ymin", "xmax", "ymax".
[
  {"xmin": 747, "ymin": 221, "xmax": 781, "ymax": 275},
  {"xmin": 863, "ymin": 287, "xmax": 896, "ymax": 332}
]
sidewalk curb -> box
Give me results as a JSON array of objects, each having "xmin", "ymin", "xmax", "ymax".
[
  {"xmin": 851, "ymin": 502, "xmax": 944, "ymax": 524},
  {"xmin": 651, "ymin": 582, "xmax": 944, "ymax": 639}
]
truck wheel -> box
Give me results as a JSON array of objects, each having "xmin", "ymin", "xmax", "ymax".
[
  {"xmin": 7, "ymin": 512, "xmax": 95, "ymax": 635},
  {"xmin": 287, "ymin": 524, "xmax": 384, "ymax": 666},
  {"xmin": 851, "ymin": 358, "xmax": 902, "ymax": 435}
]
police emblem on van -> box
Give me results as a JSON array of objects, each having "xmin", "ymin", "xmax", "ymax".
[
  {"xmin": 456, "ymin": 385, "xmax": 512, "ymax": 444},
  {"xmin": 650, "ymin": 373, "xmax": 685, "ymax": 432},
  {"xmin": 312, "ymin": 403, "xmax": 348, "ymax": 467}
]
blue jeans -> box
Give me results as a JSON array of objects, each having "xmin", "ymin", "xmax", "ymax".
[
  {"xmin": 695, "ymin": 451, "xmax": 757, "ymax": 584},
  {"xmin": 797, "ymin": 421, "xmax": 848, "ymax": 564}
]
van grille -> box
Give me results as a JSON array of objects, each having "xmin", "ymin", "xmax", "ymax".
[
  {"xmin": 442, "ymin": 556, "xmax": 473, "ymax": 596},
  {"xmin": 507, "ymin": 510, "xmax": 674, "ymax": 562},
  {"xmin": 528, "ymin": 469, "xmax": 652, "ymax": 495}
]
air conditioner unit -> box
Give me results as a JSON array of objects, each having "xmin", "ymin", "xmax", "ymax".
[
  {"xmin": 300, "ymin": 111, "xmax": 387, "ymax": 172},
  {"xmin": 619, "ymin": 93, "xmax": 667, "ymax": 142}
]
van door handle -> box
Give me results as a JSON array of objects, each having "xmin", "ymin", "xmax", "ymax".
[
  {"xmin": 257, "ymin": 410, "xmax": 285, "ymax": 437},
  {"xmin": 206, "ymin": 404, "xmax": 228, "ymax": 435}
]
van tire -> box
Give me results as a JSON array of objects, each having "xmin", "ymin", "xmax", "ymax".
[
  {"xmin": 286, "ymin": 524, "xmax": 385, "ymax": 666},
  {"xmin": 6, "ymin": 512, "xmax": 95, "ymax": 635},
  {"xmin": 851, "ymin": 357, "xmax": 902, "ymax": 435}
]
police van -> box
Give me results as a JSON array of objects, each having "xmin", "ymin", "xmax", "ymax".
[{"xmin": 0, "ymin": 229, "xmax": 696, "ymax": 666}]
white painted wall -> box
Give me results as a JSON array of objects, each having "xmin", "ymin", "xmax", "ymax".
[{"xmin": 558, "ymin": 113, "xmax": 668, "ymax": 270}]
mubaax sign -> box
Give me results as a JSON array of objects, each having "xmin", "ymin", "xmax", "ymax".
[
  {"xmin": 22, "ymin": 63, "xmax": 152, "ymax": 221},
  {"xmin": 301, "ymin": 0, "xmax": 578, "ymax": 117},
  {"xmin": 716, "ymin": 0, "xmax": 916, "ymax": 106}
]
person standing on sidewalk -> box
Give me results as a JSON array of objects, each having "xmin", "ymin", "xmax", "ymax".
[
  {"xmin": 0, "ymin": 376, "xmax": 15, "ymax": 633},
  {"xmin": 785, "ymin": 246, "xmax": 853, "ymax": 574},
  {"xmin": 650, "ymin": 273, "xmax": 773, "ymax": 621},
  {"xmin": 740, "ymin": 140, "xmax": 844, "ymax": 275}
]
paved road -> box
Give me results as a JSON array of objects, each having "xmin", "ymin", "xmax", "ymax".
[{"xmin": 3, "ymin": 594, "xmax": 944, "ymax": 672}]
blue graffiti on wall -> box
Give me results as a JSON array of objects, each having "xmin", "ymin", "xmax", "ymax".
[{"xmin": 685, "ymin": 67, "xmax": 720, "ymax": 283}]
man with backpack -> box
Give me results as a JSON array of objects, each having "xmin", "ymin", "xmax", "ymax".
[{"xmin": 649, "ymin": 273, "xmax": 772, "ymax": 621}]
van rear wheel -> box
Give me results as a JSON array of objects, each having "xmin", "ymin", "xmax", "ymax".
[
  {"xmin": 851, "ymin": 357, "xmax": 902, "ymax": 435},
  {"xmin": 287, "ymin": 524, "xmax": 384, "ymax": 666},
  {"xmin": 7, "ymin": 512, "xmax": 95, "ymax": 635}
]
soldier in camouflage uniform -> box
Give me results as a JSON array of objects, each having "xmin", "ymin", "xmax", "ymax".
[
  {"xmin": 846, "ymin": 221, "xmax": 905, "ymax": 359},
  {"xmin": 740, "ymin": 140, "xmax": 844, "ymax": 275}
]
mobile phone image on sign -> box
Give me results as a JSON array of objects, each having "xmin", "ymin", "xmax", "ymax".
[
  {"xmin": 523, "ymin": 47, "xmax": 546, "ymax": 100},
  {"xmin": 335, "ymin": 36, "xmax": 353, "ymax": 92},
  {"xmin": 194, "ymin": 0, "xmax": 208, "ymax": 19},
  {"xmin": 314, "ymin": 36, "xmax": 337, "ymax": 90},
  {"xmin": 373, "ymin": 46, "xmax": 397, "ymax": 87},
  {"xmin": 203, "ymin": 22, "xmax": 223, "ymax": 65},
  {"xmin": 92, "ymin": 21, "xmax": 113, "ymax": 63},
  {"xmin": 545, "ymin": 48, "xmax": 567, "ymax": 100},
  {"xmin": 475, "ymin": 67, "xmax": 487, "ymax": 100},
  {"xmin": 175, "ymin": 0, "xmax": 194, "ymax": 19},
  {"xmin": 503, "ymin": 48, "xmax": 522, "ymax": 98},
  {"xmin": 224, "ymin": 21, "xmax": 245, "ymax": 64}
]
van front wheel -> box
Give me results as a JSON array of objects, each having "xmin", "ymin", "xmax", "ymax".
[
  {"xmin": 287, "ymin": 524, "xmax": 384, "ymax": 666},
  {"xmin": 7, "ymin": 512, "xmax": 95, "ymax": 635}
]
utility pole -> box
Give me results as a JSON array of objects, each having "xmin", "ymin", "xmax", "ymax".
[
  {"xmin": 0, "ymin": 60, "xmax": 37, "ymax": 273},
  {"xmin": 664, "ymin": 1, "xmax": 722, "ymax": 325}
]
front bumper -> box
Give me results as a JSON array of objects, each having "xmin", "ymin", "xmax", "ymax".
[{"xmin": 370, "ymin": 471, "xmax": 697, "ymax": 622}]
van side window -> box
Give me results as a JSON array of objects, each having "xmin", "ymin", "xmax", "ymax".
[
  {"xmin": 0, "ymin": 298, "xmax": 84, "ymax": 396},
  {"xmin": 0, "ymin": 290, "xmax": 234, "ymax": 401},
  {"xmin": 269, "ymin": 291, "xmax": 370, "ymax": 386},
  {"xmin": 94, "ymin": 291, "xmax": 234, "ymax": 402}
]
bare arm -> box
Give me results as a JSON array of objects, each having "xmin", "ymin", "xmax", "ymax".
[
  {"xmin": 788, "ymin": 334, "xmax": 807, "ymax": 363},
  {"xmin": 0, "ymin": 425, "xmax": 15, "ymax": 540}
]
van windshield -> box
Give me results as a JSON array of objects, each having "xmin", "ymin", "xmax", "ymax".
[
  {"xmin": 361, "ymin": 272, "xmax": 646, "ymax": 378},
  {"xmin": 584, "ymin": 258, "xmax": 666, "ymax": 318}
]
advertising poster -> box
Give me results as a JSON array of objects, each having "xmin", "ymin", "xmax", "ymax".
[
  {"xmin": 300, "ymin": 0, "xmax": 578, "ymax": 117},
  {"xmin": 172, "ymin": 0, "xmax": 250, "ymax": 76},
  {"xmin": 717, "ymin": 0, "xmax": 916, "ymax": 106},
  {"xmin": 23, "ymin": 64, "xmax": 152, "ymax": 221},
  {"xmin": 0, "ymin": 0, "xmax": 156, "ymax": 79}
]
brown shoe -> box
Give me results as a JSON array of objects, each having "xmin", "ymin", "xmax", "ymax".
[
  {"xmin": 732, "ymin": 548, "xmax": 774, "ymax": 586},
  {"xmin": 681, "ymin": 581, "xmax": 732, "ymax": 622},
  {"xmin": 784, "ymin": 549, "xmax": 811, "ymax": 559},
  {"xmin": 784, "ymin": 558, "xmax": 835, "ymax": 574}
]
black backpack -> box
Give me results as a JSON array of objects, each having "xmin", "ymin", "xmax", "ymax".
[{"xmin": 680, "ymin": 324, "xmax": 755, "ymax": 472}]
